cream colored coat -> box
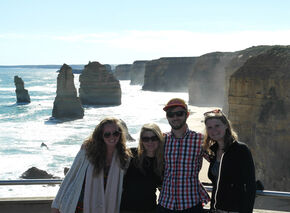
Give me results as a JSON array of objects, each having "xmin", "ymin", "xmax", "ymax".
[{"xmin": 51, "ymin": 148, "xmax": 125, "ymax": 213}]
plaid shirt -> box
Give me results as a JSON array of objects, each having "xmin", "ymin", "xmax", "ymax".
[{"xmin": 158, "ymin": 127, "xmax": 210, "ymax": 210}]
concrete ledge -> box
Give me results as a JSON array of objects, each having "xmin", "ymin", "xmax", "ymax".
[
  {"xmin": 0, "ymin": 197, "xmax": 54, "ymax": 213},
  {"xmin": 1, "ymin": 197, "xmax": 289, "ymax": 213}
]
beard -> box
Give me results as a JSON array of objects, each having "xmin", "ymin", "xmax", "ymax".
[{"xmin": 169, "ymin": 117, "xmax": 187, "ymax": 130}]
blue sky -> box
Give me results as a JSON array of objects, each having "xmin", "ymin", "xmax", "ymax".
[{"xmin": 1, "ymin": 0, "xmax": 290, "ymax": 65}]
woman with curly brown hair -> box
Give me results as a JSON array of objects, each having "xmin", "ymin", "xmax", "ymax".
[
  {"xmin": 203, "ymin": 109, "xmax": 256, "ymax": 213},
  {"xmin": 51, "ymin": 117, "xmax": 132, "ymax": 213},
  {"xmin": 120, "ymin": 123, "xmax": 164, "ymax": 213}
]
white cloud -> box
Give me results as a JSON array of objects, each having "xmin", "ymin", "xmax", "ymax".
[
  {"xmin": 49, "ymin": 29, "xmax": 290, "ymax": 55},
  {"xmin": 1, "ymin": 30, "xmax": 290, "ymax": 64}
]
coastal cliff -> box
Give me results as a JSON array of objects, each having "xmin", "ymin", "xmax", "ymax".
[
  {"xmin": 52, "ymin": 64, "xmax": 84, "ymax": 119},
  {"xmin": 188, "ymin": 52, "xmax": 235, "ymax": 106},
  {"xmin": 114, "ymin": 64, "xmax": 132, "ymax": 80},
  {"xmin": 228, "ymin": 46, "xmax": 290, "ymax": 191},
  {"xmin": 143, "ymin": 57, "xmax": 196, "ymax": 92},
  {"xmin": 79, "ymin": 61, "xmax": 121, "ymax": 105},
  {"xmin": 130, "ymin": 60, "xmax": 148, "ymax": 85},
  {"xmin": 187, "ymin": 46, "xmax": 273, "ymax": 108},
  {"xmin": 14, "ymin": 76, "xmax": 31, "ymax": 104},
  {"xmin": 223, "ymin": 45, "xmax": 274, "ymax": 113}
]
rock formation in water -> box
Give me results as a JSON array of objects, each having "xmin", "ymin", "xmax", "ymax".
[
  {"xmin": 52, "ymin": 64, "xmax": 84, "ymax": 119},
  {"xmin": 79, "ymin": 61, "xmax": 121, "ymax": 105},
  {"xmin": 114, "ymin": 64, "xmax": 132, "ymax": 80},
  {"xmin": 20, "ymin": 167, "xmax": 54, "ymax": 179},
  {"xmin": 228, "ymin": 46, "xmax": 290, "ymax": 191},
  {"xmin": 120, "ymin": 119, "xmax": 135, "ymax": 141},
  {"xmin": 143, "ymin": 57, "xmax": 196, "ymax": 92},
  {"xmin": 188, "ymin": 52, "xmax": 235, "ymax": 107},
  {"xmin": 130, "ymin": 60, "xmax": 148, "ymax": 85},
  {"xmin": 14, "ymin": 76, "xmax": 31, "ymax": 103}
]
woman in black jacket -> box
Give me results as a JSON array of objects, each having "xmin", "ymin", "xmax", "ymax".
[
  {"xmin": 120, "ymin": 123, "xmax": 164, "ymax": 213},
  {"xmin": 203, "ymin": 109, "xmax": 256, "ymax": 213}
]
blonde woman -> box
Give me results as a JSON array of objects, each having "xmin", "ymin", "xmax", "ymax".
[
  {"xmin": 51, "ymin": 117, "xmax": 131, "ymax": 213},
  {"xmin": 120, "ymin": 123, "xmax": 164, "ymax": 213},
  {"xmin": 203, "ymin": 109, "xmax": 256, "ymax": 213}
]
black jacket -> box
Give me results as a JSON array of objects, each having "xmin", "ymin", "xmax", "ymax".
[
  {"xmin": 208, "ymin": 141, "xmax": 256, "ymax": 213},
  {"xmin": 120, "ymin": 148, "xmax": 162, "ymax": 211}
]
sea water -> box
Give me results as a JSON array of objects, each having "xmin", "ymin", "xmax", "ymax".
[{"xmin": 0, "ymin": 67, "xmax": 215, "ymax": 198}]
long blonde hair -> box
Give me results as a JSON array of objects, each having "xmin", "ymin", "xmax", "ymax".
[
  {"xmin": 203, "ymin": 110, "xmax": 238, "ymax": 155},
  {"xmin": 83, "ymin": 117, "xmax": 131, "ymax": 175},
  {"xmin": 136, "ymin": 123, "xmax": 164, "ymax": 177}
]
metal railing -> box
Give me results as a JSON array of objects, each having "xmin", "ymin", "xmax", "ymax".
[{"xmin": 0, "ymin": 179, "xmax": 290, "ymax": 200}]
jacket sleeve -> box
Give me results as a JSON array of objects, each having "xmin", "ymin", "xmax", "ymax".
[
  {"xmin": 51, "ymin": 148, "xmax": 89, "ymax": 213},
  {"xmin": 240, "ymin": 144, "xmax": 256, "ymax": 213}
]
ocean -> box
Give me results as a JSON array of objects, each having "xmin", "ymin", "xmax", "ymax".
[{"xmin": 0, "ymin": 67, "xmax": 214, "ymax": 198}]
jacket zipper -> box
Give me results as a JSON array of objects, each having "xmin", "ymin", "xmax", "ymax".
[{"xmin": 214, "ymin": 152, "xmax": 224, "ymax": 210}]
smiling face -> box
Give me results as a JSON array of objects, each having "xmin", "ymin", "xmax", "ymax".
[
  {"xmin": 102, "ymin": 123, "xmax": 120, "ymax": 149},
  {"xmin": 166, "ymin": 106, "xmax": 188, "ymax": 130},
  {"xmin": 205, "ymin": 118, "xmax": 228, "ymax": 143},
  {"xmin": 141, "ymin": 130, "xmax": 159, "ymax": 157}
]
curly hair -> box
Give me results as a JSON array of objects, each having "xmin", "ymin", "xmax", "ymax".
[
  {"xmin": 136, "ymin": 123, "xmax": 164, "ymax": 177},
  {"xmin": 83, "ymin": 117, "xmax": 132, "ymax": 175},
  {"xmin": 203, "ymin": 111, "xmax": 238, "ymax": 156}
]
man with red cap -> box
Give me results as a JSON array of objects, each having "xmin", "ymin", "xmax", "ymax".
[{"xmin": 157, "ymin": 98, "xmax": 209, "ymax": 213}]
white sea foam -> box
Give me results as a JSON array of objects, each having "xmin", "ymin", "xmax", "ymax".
[{"xmin": 0, "ymin": 68, "xmax": 217, "ymax": 198}]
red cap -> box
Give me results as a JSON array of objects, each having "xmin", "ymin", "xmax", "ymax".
[{"xmin": 163, "ymin": 98, "xmax": 188, "ymax": 111}]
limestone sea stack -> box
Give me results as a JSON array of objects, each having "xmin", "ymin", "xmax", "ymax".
[
  {"xmin": 79, "ymin": 61, "xmax": 121, "ymax": 105},
  {"xmin": 130, "ymin": 60, "xmax": 148, "ymax": 85},
  {"xmin": 228, "ymin": 46, "xmax": 290, "ymax": 191},
  {"xmin": 52, "ymin": 64, "xmax": 84, "ymax": 119},
  {"xmin": 14, "ymin": 75, "xmax": 31, "ymax": 103}
]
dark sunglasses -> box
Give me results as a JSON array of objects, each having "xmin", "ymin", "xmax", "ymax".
[
  {"xmin": 166, "ymin": 110, "xmax": 186, "ymax": 118},
  {"xmin": 141, "ymin": 136, "xmax": 159, "ymax": 143},
  {"xmin": 203, "ymin": 109, "xmax": 223, "ymax": 117},
  {"xmin": 103, "ymin": 131, "xmax": 120, "ymax": 138}
]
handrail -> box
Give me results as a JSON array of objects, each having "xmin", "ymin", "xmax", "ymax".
[
  {"xmin": 0, "ymin": 179, "xmax": 62, "ymax": 185},
  {"xmin": 1, "ymin": 179, "xmax": 290, "ymax": 200},
  {"xmin": 203, "ymin": 186, "xmax": 290, "ymax": 200}
]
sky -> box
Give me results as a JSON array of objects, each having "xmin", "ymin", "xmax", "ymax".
[{"xmin": 0, "ymin": 0, "xmax": 290, "ymax": 65}]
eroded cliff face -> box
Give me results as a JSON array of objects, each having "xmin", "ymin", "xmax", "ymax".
[
  {"xmin": 223, "ymin": 45, "xmax": 274, "ymax": 113},
  {"xmin": 79, "ymin": 61, "xmax": 121, "ymax": 105},
  {"xmin": 52, "ymin": 64, "xmax": 84, "ymax": 119},
  {"xmin": 114, "ymin": 64, "xmax": 132, "ymax": 80},
  {"xmin": 14, "ymin": 75, "xmax": 31, "ymax": 103},
  {"xmin": 142, "ymin": 57, "xmax": 196, "ymax": 92},
  {"xmin": 228, "ymin": 46, "xmax": 290, "ymax": 191},
  {"xmin": 130, "ymin": 60, "xmax": 148, "ymax": 85},
  {"xmin": 188, "ymin": 52, "xmax": 235, "ymax": 106}
]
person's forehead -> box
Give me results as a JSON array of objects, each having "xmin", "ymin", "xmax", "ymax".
[
  {"xmin": 103, "ymin": 123, "xmax": 118, "ymax": 129},
  {"xmin": 142, "ymin": 130, "xmax": 155, "ymax": 136},
  {"xmin": 168, "ymin": 106, "xmax": 186, "ymax": 112}
]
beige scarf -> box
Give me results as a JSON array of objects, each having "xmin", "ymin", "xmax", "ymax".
[{"xmin": 84, "ymin": 150, "xmax": 123, "ymax": 213}]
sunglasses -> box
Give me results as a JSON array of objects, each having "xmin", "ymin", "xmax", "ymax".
[
  {"xmin": 166, "ymin": 110, "xmax": 186, "ymax": 118},
  {"xmin": 203, "ymin": 109, "xmax": 223, "ymax": 117},
  {"xmin": 141, "ymin": 136, "xmax": 159, "ymax": 143},
  {"xmin": 103, "ymin": 131, "xmax": 120, "ymax": 139}
]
